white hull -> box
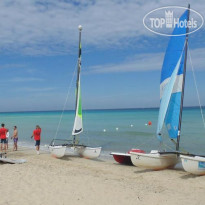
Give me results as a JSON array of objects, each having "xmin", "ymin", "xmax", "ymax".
[
  {"xmin": 130, "ymin": 150, "xmax": 178, "ymax": 170},
  {"xmin": 75, "ymin": 146, "xmax": 102, "ymax": 159},
  {"xmin": 49, "ymin": 145, "xmax": 66, "ymax": 158},
  {"xmin": 180, "ymin": 155, "xmax": 205, "ymax": 175},
  {"xmin": 65, "ymin": 146, "xmax": 81, "ymax": 156}
]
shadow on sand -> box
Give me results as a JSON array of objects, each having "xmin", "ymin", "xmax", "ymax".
[
  {"xmin": 134, "ymin": 169, "xmax": 155, "ymax": 174},
  {"xmin": 59, "ymin": 155, "xmax": 105, "ymax": 162},
  {"xmin": 180, "ymin": 173, "xmax": 201, "ymax": 179},
  {"xmin": 133, "ymin": 167, "xmax": 183, "ymax": 174},
  {"xmin": 113, "ymin": 162, "xmax": 133, "ymax": 167}
]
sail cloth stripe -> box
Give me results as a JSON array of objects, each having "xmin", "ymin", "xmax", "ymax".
[
  {"xmin": 157, "ymin": 9, "xmax": 189, "ymax": 142},
  {"xmin": 160, "ymin": 75, "xmax": 183, "ymax": 99},
  {"xmin": 74, "ymin": 128, "xmax": 82, "ymax": 134}
]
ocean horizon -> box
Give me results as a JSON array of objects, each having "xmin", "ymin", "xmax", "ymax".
[{"xmin": 1, "ymin": 105, "xmax": 204, "ymax": 113}]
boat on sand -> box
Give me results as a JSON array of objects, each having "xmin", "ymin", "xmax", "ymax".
[
  {"xmin": 131, "ymin": 5, "xmax": 191, "ymax": 170},
  {"xmin": 49, "ymin": 25, "xmax": 101, "ymax": 159}
]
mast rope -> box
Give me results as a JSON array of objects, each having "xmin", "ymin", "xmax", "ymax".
[
  {"xmin": 135, "ymin": 134, "xmax": 177, "ymax": 152},
  {"xmin": 162, "ymin": 141, "xmax": 189, "ymax": 153},
  {"xmin": 134, "ymin": 135, "xmax": 156, "ymax": 148},
  {"xmin": 53, "ymin": 62, "xmax": 77, "ymax": 141},
  {"xmin": 159, "ymin": 142, "xmax": 174, "ymax": 152},
  {"xmin": 188, "ymin": 44, "xmax": 205, "ymax": 129},
  {"xmin": 82, "ymin": 108, "xmax": 91, "ymax": 146}
]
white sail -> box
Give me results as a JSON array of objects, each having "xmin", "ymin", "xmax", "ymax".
[
  {"xmin": 72, "ymin": 76, "xmax": 83, "ymax": 135},
  {"xmin": 72, "ymin": 25, "xmax": 83, "ymax": 136}
]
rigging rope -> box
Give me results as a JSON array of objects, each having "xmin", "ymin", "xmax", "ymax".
[
  {"xmin": 53, "ymin": 62, "xmax": 77, "ymax": 142},
  {"xmin": 160, "ymin": 142, "xmax": 174, "ymax": 152},
  {"xmin": 82, "ymin": 108, "xmax": 90, "ymax": 146},
  {"xmin": 188, "ymin": 44, "xmax": 205, "ymax": 129},
  {"xmin": 135, "ymin": 134, "xmax": 156, "ymax": 148}
]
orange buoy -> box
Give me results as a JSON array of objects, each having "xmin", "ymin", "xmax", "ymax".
[{"xmin": 148, "ymin": 121, "xmax": 152, "ymax": 126}]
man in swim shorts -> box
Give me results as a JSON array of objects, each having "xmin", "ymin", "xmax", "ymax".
[{"xmin": 11, "ymin": 126, "xmax": 18, "ymax": 151}]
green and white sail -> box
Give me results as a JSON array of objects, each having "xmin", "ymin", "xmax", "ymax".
[{"xmin": 72, "ymin": 25, "xmax": 83, "ymax": 136}]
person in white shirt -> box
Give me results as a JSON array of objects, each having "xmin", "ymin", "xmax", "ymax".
[{"xmin": 6, "ymin": 129, "xmax": 9, "ymax": 150}]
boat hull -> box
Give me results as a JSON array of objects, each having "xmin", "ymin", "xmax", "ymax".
[
  {"xmin": 111, "ymin": 152, "xmax": 132, "ymax": 165},
  {"xmin": 111, "ymin": 149, "xmax": 145, "ymax": 165},
  {"xmin": 49, "ymin": 145, "xmax": 66, "ymax": 158},
  {"xmin": 76, "ymin": 146, "xmax": 102, "ymax": 159},
  {"xmin": 180, "ymin": 155, "xmax": 205, "ymax": 175},
  {"xmin": 130, "ymin": 151, "xmax": 178, "ymax": 170}
]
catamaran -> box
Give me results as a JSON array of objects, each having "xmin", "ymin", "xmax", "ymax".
[
  {"xmin": 49, "ymin": 25, "xmax": 101, "ymax": 159},
  {"xmin": 130, "ymin": 5, "xmax": 191, "ymax": 170}
]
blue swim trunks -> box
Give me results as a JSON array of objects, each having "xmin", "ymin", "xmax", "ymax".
[
  {"xmin": 35, "ymin": 140, "xmax": 40, "ymax": 146},
  {"xmin": 1, "ymin": 139, "xmax": 6, "ymax": 144}
]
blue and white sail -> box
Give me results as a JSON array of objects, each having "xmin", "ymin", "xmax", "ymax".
[{"xmin": 157, "ymin": 9, "xmax": 189, "ymax": 141}]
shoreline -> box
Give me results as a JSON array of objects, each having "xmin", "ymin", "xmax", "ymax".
[
  {"xmin": 6, "ymin": 142, "xmax": 116, "ymax": 161},
  {"xmin": 5, "ymin": 143, "xmax": 114, "ymax": 160}
]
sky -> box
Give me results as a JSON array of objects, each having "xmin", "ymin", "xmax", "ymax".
[{"xmin": 0, "ymin": 0, "xmax": 204, "ymax": 112}]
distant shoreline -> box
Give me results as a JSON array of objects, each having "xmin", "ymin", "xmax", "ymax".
[{"xmin": 0, "ymin": 106, "xmax": 204, "ymax": 114}]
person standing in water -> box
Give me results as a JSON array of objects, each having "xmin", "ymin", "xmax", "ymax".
[
  {"xmin": 31, "ymin": 125, "xmax": 41, "ymax": 155},
  {"xmin": 11, "ymin": 126, "xmax": 18, "ymax": 151}
]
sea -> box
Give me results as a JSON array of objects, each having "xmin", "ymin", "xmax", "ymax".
[{"xmin": 1, "ymin": 107, "xmax": 205, "ymax": 157}]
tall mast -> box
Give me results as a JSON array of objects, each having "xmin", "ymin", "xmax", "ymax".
[
  {"xmin": 176, "ymin": 4, "xmax": 190, "ymax": 151},
  {"xmin": 75, "ymin": 25, "xmax": 82, "ymax": 110}
]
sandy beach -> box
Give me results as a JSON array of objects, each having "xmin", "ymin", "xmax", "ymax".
[{"xmin": 0, "ymin": 147, "xmax": 205, "ymax": 205}]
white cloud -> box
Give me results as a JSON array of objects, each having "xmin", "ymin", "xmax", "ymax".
[
  {"xmin": 0, "ymin": 0, "xmax": 204, "ymax": 55},
  {"xmin": 88, "ymin": 52, "xmax": 163, "ymax": 73},
  {"xmin": 0, "ymin": 64, "xmax": 25, "ymax": 70},
  {"xmin": 10, "ymin": 77, "xmax": 44, "ymax": 82},
  {"xmin": 187, "ymin": 47, "xmax": 205, "ymax": 71},
  {"xmin": 16, "ymin": 87, "xmax": 55, "ymax": 92},
  {"xmin": 87, "ymin": 47, "xmax": 205, "ymax": 73}
]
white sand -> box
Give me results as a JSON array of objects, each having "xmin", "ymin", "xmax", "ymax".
[{"xmin": 0, "ymin": 147, "xmax": 205, "ymax": 205}]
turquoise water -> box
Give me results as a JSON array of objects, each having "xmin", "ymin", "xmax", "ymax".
[{"xmin": 1, "ymin": 108, "xmax": 205, "ymax": 155}]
